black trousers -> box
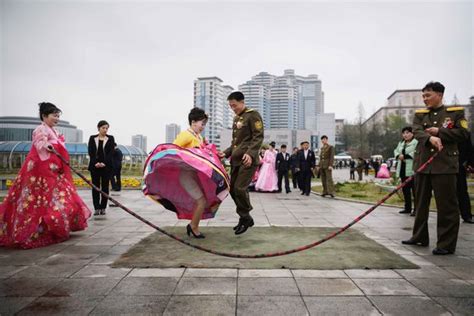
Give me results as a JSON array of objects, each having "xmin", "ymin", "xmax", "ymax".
[
  {"xmin": 291, "ymin": 169, "xmax": 299, "ymax": 188},
  {"xmin": 91, "ymin": 168, "xmax": 110, "ymax": 210},
  {"xmin": 110, "ymin": 167, "xmax": 122, "ymax": 191},
  {"xmin": 457, "ymin": 167, "xmax": 472, "ymax": 221},
  {"xmin": 301, "ymin": 170, "xmax": 312, "ymax": 195},
  {"xmin": 401, "ymin": 176, "xmax": 415, "ymax": 213},
  {"xmin": 278, "ymin": 170, "xmax": 290, "ymax": 192}
]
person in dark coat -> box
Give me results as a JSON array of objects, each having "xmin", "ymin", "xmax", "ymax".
[
  {"xmin": 276, "ymin": 144, "xmax": 291, "ymax": 193},
  {"xmin": 289, "ymin": 147, "xmax": 299, "ymax": 189},
  {"xmin": 88, "ymin": 120, "xmax": 115, "ymax": 216},
  {"xmin": 457, "ymin": 134, "xmax": 474, "ymax": 224},
  {"xmin": 296, "ymin": 141, "xmax": 316, "ymax": 196},
  {"xmin": 110, "ymin": 143, "xmax": 123, "ymax": 192}
]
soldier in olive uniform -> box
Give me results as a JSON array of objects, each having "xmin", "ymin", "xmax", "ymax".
[
  {"xmin": 319, "ymin": 135, "xmax": 335, "ymax": 197},
  {"xmin": 219, "ymin": 91, "xmax": 264, "ymax": 235},
  {"xmin": 402, "ymin": 82, "xmax": 470, "ymax": 255}
]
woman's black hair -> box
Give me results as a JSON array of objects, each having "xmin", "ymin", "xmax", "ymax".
[
  {"xmin": 97, "ymin": 120, "xmax": 109, "ymax": 129},
  {"xmin": 401, "ymin": 126, "xmax": 413, "ymax": 133},
  {"xmin": 38, "ymin": 102, "xmax": 61, "ymax": 121},
  {"xmin": 188, "ymin": 107, "xmax": 208, "ymax": 125},
  {"xmin": 269, "ymin": 141, "xmax": 276, "ymax": 148}
]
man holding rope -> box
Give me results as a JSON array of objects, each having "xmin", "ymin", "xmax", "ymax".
[{"xmin": 402, "ymin": 81, "xmax": 470, "ymax": 255}]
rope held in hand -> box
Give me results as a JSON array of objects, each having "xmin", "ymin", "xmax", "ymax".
[{"xmin": 50, "ymin": 146, "xmax": 437, "ymax": 259}]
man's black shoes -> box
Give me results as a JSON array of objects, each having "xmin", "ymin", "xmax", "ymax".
[
  {"xmin": 401, "ymin": 239, "xmax": 429, "ymax": 247},
  {"xmin": 432, "ymin": 248, "xmax": 454, "ymax": 255},
  {"xmin": 235, "ymin": 216, "xmax": 254, "ymax": 235},
  {"xmin": 233, "ymin": 217, "xmax": 244, "ymax": 231}
]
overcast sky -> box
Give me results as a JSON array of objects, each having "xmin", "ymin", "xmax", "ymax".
[{"xmin": 1, "ymin": 0, "xmax": 472, "ymax": 149}]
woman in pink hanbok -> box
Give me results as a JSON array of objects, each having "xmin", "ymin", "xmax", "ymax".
[
  {"xmin": 0, "ymin": 103, "xmax": 91, "ymax": 249},
  {"xmin": 255, "ymin": 142, "xmax": 279, "ymax": 192},
  {"xmin": 376, "ymin": 163, "xmax": 391, "ymax": 179}
]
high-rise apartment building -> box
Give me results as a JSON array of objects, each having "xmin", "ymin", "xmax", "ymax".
[
  {"xmin": 131, "ymin": 134, "xmax": 147, "ymax": 152},
  {"xmin": 165, "ymin": 123, "xmax": 181, "ymax": 143},
  {"xmin": 222, "ymin": 85, "xmax": 234, "ymax": 129},
  {"xmin": 238, "ymin": 80, "xmax": 270, "ymax": 128},
  {"xmin": 193, "ymin": 77, "xmax": 233, "ymax": 147}
]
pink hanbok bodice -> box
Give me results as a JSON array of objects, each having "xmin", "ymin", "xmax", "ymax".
[{"xmin": 255, "ymin": 149, "xmax": 278, "ymax": 192}]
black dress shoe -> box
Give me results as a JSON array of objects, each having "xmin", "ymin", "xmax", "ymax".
[
  {"xmin": 329, "ymin": 194, "xmax": 334, "ymax": 198},
  {"xmin": 432, "ymin": 248, "xmax": 454, "ymax": 255},
  {"xmin": 321, "ymin": 194, "xmax": 327, "ymax": 197},
  {"xmin": 233, "ymin": 217, "xmax": 244, "ymax": 230},
  {"xmin": 235, "ymin": 217, "xmax": 254, "ymax": 235},
  {"xmin": 301, "ymin": 192, "xmax": 305, "ymax": 195},
  {"xmin": 286, "ymin": 190, "xmax": 291, "ymax": 194},
  {"xmin": 401, "ymin": 239, "xmax": 429, "ymax": 247},
  {"xmin": 463, "ymin": 218, "xmax": 474, "ymax": 224},
  {"xmin": 186, "ymin": 224, "xmax": 205, "ymax": 239},
  {"xmin": 399, "ymin": 209, "xmax": 411, "ymax": 214},
  {"xmin": 410, "ymin": 212, "xmax": 416, "ymax": 217}
]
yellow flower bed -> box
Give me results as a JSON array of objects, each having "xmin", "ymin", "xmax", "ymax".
[{"xmin": 72, "ymin": 177, "xmax": 142, "ymax": 188}]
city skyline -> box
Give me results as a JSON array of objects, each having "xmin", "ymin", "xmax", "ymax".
[{"xmin": 1, "ymin": 1, "xmax": 472, "ymax": 148}]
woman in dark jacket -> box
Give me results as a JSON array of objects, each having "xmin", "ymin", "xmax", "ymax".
[{"xmin": 88, "ymin": 120, "xmax": 115, "ymax": 216}]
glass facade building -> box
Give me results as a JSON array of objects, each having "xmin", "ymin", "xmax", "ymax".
[
  {"xmin": 0, "ymin": 141, "xmax": 147, "ymax": 172},
  {"xmin": 0, "ymin": 116, "xmax": 83, "ymax": 142}
]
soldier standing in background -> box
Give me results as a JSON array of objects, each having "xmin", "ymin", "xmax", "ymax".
[{"xmin": 319, "ymin": 135, "xmax": 335, "ymax": 197}]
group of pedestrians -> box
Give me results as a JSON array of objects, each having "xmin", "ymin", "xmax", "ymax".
[{"xmin": 0, "ymin": 82, "xmax": 471, "ymax": 258}]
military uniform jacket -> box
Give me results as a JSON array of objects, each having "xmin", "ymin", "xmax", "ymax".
[
  {"xmin": 223, "ymin": 108, "xmax": 264, "ymax": 166},
  {"xmin": 319, "ymin": 144, "xmax": 335, "ymax": 169},
  {"xmin": 413, "ymin": 105, "xmax": 470, "ymax": 174}
]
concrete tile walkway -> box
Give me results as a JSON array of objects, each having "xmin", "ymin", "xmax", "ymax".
[{"xmin": 0, "ymin": 189, "xmax": 473, "ymax": 315}]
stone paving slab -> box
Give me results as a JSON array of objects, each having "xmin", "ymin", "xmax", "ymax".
[
  {"xmin": 165, "ymin": 295, "xmax": 235, "ymax": 316},
  {"xmin": 295, "ymin": 278, "xmax": 364, "ymax": 296},
  {"xmin": 90, "ymin": 295, "xmax": 170, "ymax": 315},
  {"xmin": 352, "ymin": 279, "xmax": 425, "ymax": 296},
  {"xmin": 303, "ymin": 296, "xmax": 380, "ymax": 315},
  {"xmin": 17, "ymin": 296, "xmax": 103, "ymax": 316},
  {"xmin": 174, "ymin": 277, "xmax": 237, "ymax": 295},
  {"xmin": 1, "ymin": 189, "xmax": 473, "ymax": 315},
  {"xmin": 237, "ymin": 296, "xmax": 308, "ymax": 316},
  {"xmin": 110, "ymin": 277, "xmax": 178, "ymax": 296},
  {"xmin": 368, "ymin": 296, "xmax": 450, "ymax": 315}
]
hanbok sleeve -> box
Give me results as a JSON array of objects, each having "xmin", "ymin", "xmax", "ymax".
[
  {"xmin": 32, "ymin": 125, "xmax": 51, "ymax": 161},
  {"xmin": 173, "ymin": 131, "xmax": 192, "ymax": 148}
]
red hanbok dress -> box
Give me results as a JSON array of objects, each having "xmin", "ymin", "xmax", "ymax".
[{"xmin": 0, "ymin": 122, "xmax": 91, "ymax": 249}]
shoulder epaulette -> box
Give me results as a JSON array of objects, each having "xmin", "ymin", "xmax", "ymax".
[
  {"xmin": 415, "ymin": 109, "xmax": 430, "ymax": 114},
  {"xmin": 245, "ymin": 108, "xmax": 254, "ymax": 113},
  {"xmin": 446, "ymin": 106, "xmax": 464, "ymax": 112}
]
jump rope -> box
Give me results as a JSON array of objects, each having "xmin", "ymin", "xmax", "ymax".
[{"xmin": 50, "ymin": 146, "xmax": 438, "ymax": 259}]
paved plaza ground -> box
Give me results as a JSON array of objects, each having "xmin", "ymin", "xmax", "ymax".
[{"xmin": 0, "ymin": 186, "xmax": 473, "ymax": 315}]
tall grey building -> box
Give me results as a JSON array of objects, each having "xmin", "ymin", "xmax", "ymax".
[
  {"xmin": 131, "ymin": 134, "xmax": 147, "ymax": 152},
  {"xmin": 239, "ymin": 69, "xmax": 324, "ymax": 130},
  {"xmin": 222, "ymin": 85, "xmax": 234, "ymax": 129},
  {"xmin": 238, "ymin": 80, "xmax": 270, "ymax": 128},
  {"xmin": 269, "ymin": 77, "xmax": 299, "ymax": 129},
  {"xmin": 165, "ymin": 123, "xmax": 181, "ymax": 143},
  {"xmin": 193, "ymin": 77, "xmax": 231, "ymax": 147}
]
